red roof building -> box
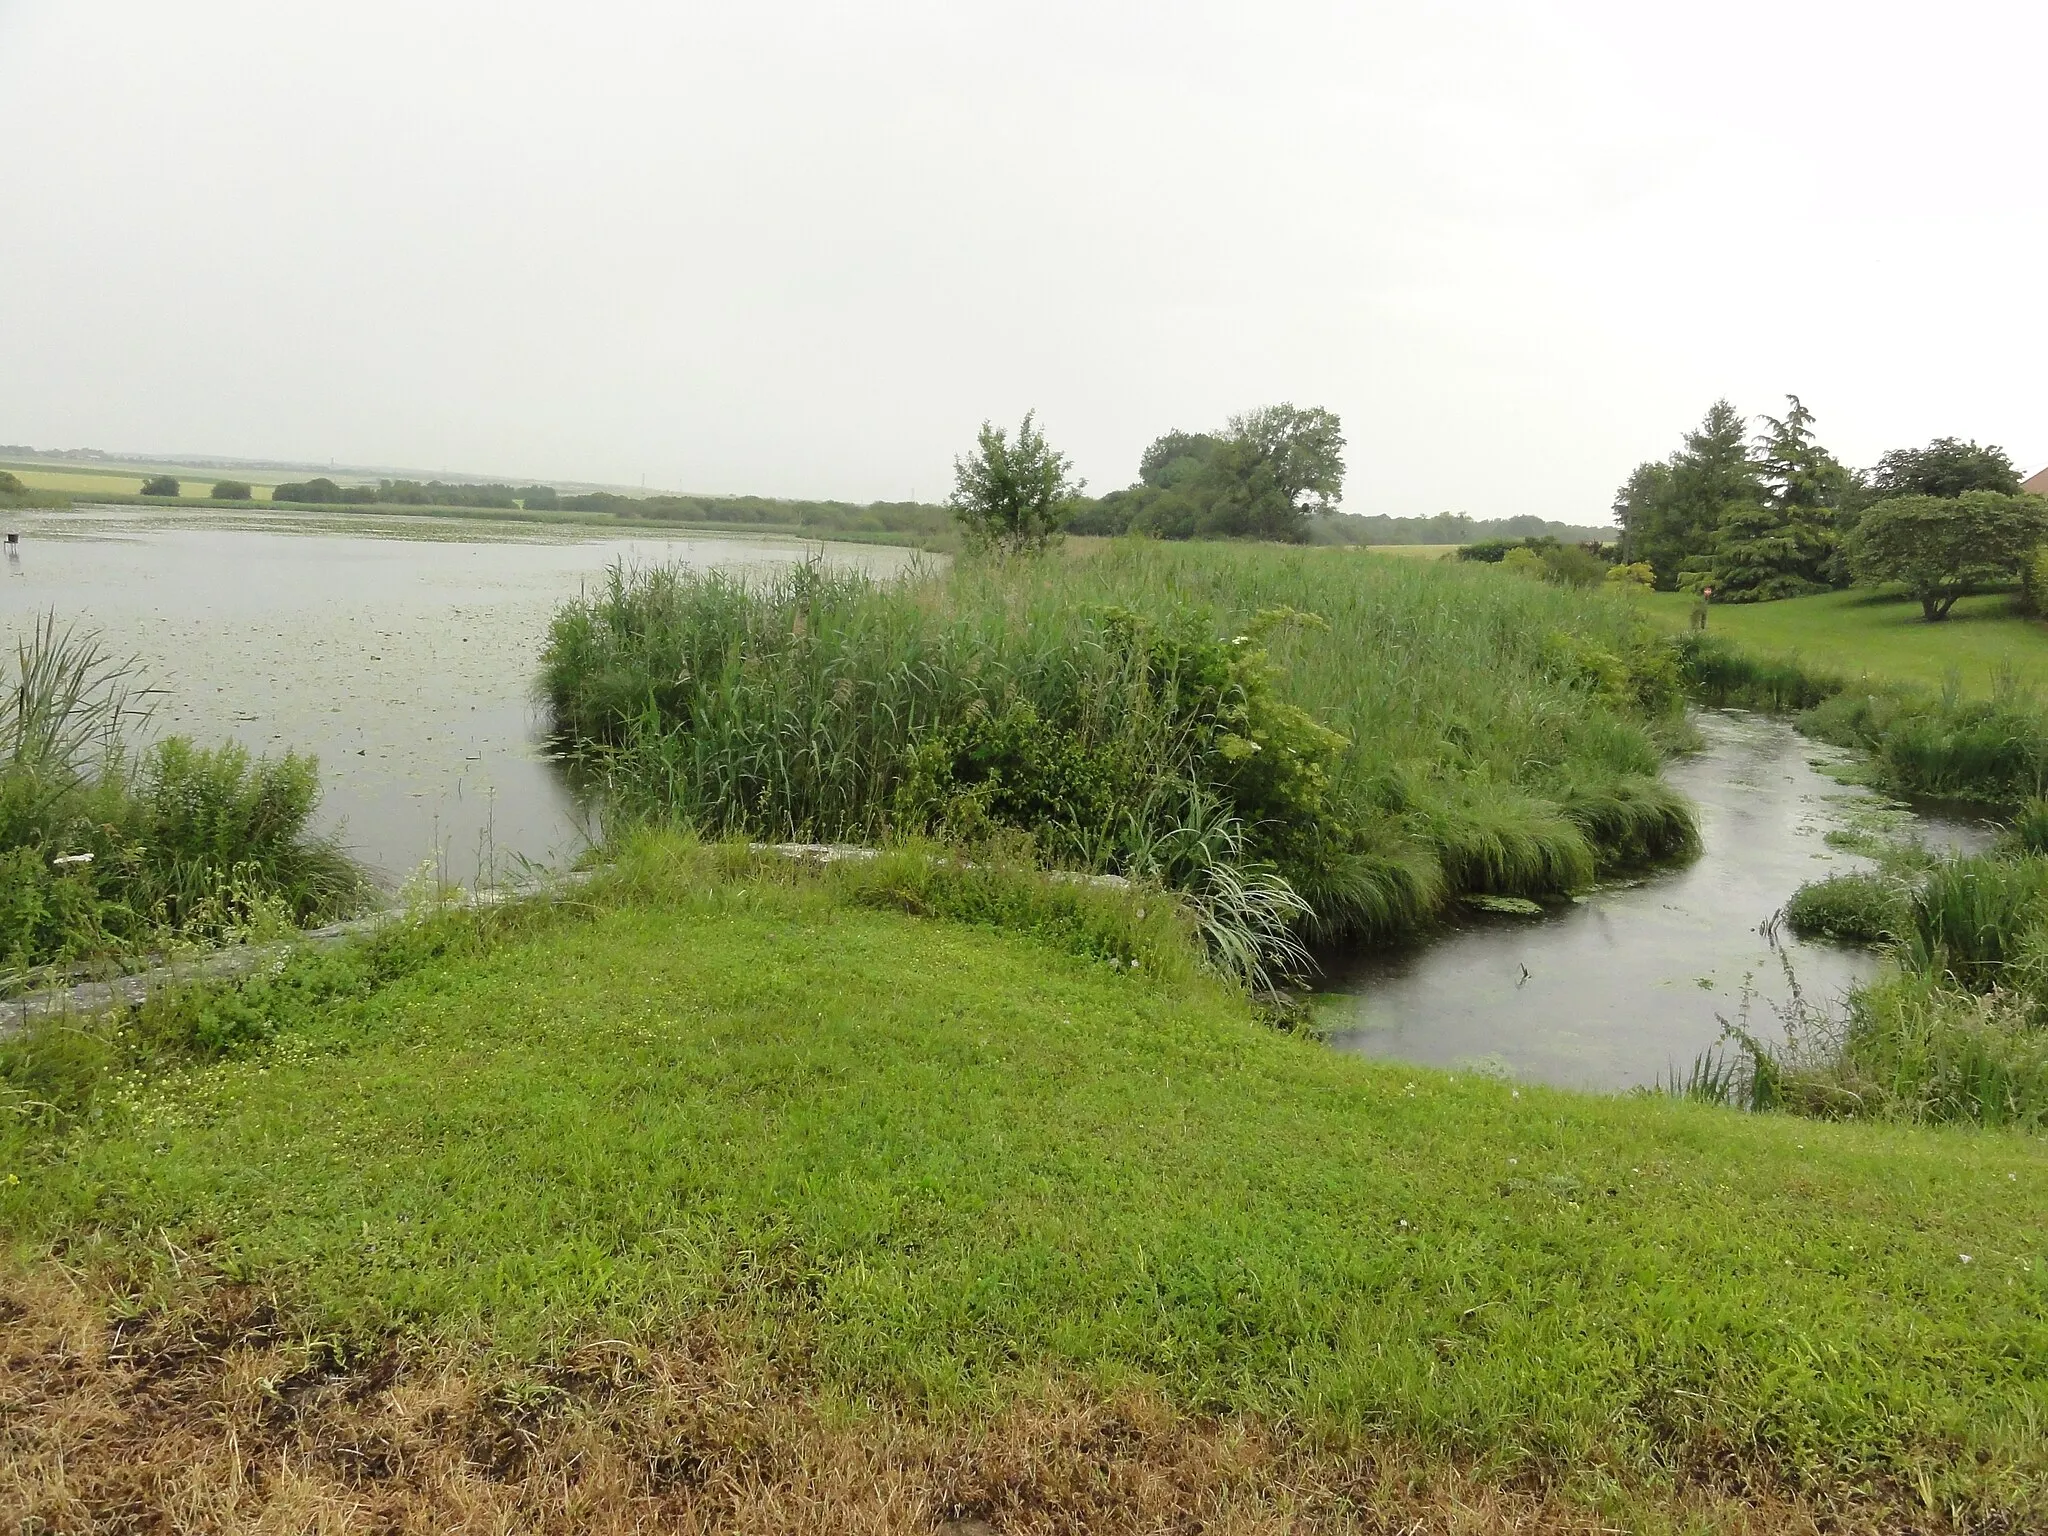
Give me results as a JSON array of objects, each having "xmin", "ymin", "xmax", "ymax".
[{"xmin": 2026, "ymin": 465, "xmax": 2048, "ymax": 497}]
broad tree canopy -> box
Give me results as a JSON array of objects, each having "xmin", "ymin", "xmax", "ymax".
[{"xmin": 1847, "ymin": 492, "xmax": 2048, "ymax": 620}]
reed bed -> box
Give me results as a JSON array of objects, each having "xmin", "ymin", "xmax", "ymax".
[
  {"xmin": 1, "ymin": 616, "xmax": 365, "ymax": 977},
  {"xmin": 543, "ymin": 542, "xmax": 1698, "ymax": 965}
]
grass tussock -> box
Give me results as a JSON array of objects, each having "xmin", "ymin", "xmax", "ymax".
[
  {"xmin": 2, "ymin": 615, "xmax": 366, "ymax": 979},
  {"xmin": 542, "ymin": 544, "xmax": 1699, "ymax": 962}
]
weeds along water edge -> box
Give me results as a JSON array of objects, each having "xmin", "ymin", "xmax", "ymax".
[
  {"xmin": 540, "ymin": 543, "xmax": 1703, "ymax": 980},
  {"xmin": 2, "ymin": 613, "xmax": 369, "ymax": 984}
]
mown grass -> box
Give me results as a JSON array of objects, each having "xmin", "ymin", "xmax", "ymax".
[
  {"xmin": 1644, "ymin": 587, "xmax": 2048, "ymax": 698},
  {"xmin": 4, "ymin": 839, "xmax": 2044, "ymax": 1526},
  {"xmin": 544, "ymin": 542, "xmax": 1698, "ymax": 961}
]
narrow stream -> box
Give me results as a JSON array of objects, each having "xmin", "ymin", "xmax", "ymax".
[{"xmin": 1314, "ymin": 711, "xmax": 1995, "ymax": 1092}]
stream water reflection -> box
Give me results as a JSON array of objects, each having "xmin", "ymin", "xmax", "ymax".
[
  {"xmin": 1, "ymin": 508, "xmax": 916, "ymax": 884},
  {"xmin": 1315, "ymin": 711, "xmax": 1995, "ymax": 1092}
]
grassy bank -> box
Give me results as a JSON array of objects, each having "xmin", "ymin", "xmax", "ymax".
[
  {"xmin": 5, "ymin": 840, "xmax": 2043, "ymax": 1531},
  {"xmin": 1671, "ymin": 628, "xmax": 2048, "ymax": 805},
  {"xmin": 1754, "ymin": 835, "xmax": 2048, "ymax": 1128},
  {"xmin": 1646, "ymin": 587, "xmax": 2048, "ymax": 698},
  {"xmin": 544, "ymin": 542, "xmax": 1697, "ymax": 961}
]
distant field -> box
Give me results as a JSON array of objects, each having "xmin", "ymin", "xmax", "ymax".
[
  {"xmin": 1643, "ymin": 586, "xmax": 2048, "ymax": 696},
  {"xmin": 1359, "ymin": 542, "xmax": 1459, "ymax": 558},
  {"xmin": 1, "ymin": 461, "xmax": 287, "ymax": 499}
]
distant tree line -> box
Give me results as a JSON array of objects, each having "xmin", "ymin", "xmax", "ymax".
[
  {"xmin": 552, "ymin": 491, "xmax": 952, "ymax": 537},
  {"xmin": 263, "ymin": 476, "xmax": 953, "ymax": 538},
  {"xmin": 1616, "ymin": 398, "xmax": 2046, "ymax": 614},
  {"xmin": 1311, "ymin": 510, "xmax": 1614, "ymax": 546},
  {"xmin": 270, "ymin": 477, "xmax": 549, "ymax": 509}
]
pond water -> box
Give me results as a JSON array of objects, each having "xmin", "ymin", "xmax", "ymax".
[
  {"xmin": 0, "ymin": 508, "xmax": 917, "ymax": 884},
  {"xmin": 1314, "ymin": 710, "xmax": 1997, "ymax": 1093}
]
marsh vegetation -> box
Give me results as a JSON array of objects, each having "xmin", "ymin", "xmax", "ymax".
[
  {"xmin": 542, "ymin": 542, "xmax": 1698, "ymax": 980},
  {"xmin": 1, "ymin": 617, "xmax": 363, "ymax": 978}
]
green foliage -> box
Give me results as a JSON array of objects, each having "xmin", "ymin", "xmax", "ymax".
[
  {"xmin": 1705, "ymin": 500, "xmax": 1830, "ymax": 602},
  {"xmin": 948, "ymin": 410, "xmax": 1082, "ymax": 552},
  {"xmin": 1310, "ymin": 510, "xmax": 1614, "ymax": 547},
  {"xmin": 1615, "ymin": 400, "xmax": 1763, "ymax": 587},
  {"xmin": 1756, "ymin": 395, "xmax": 1856, "ymax": 514},
  {"xmin": 209, "ymin": 479, "xmax": 253, "ymax": 500},
  {"xmin": 1784, "ymin": 871, "xmax": 1908, "ymax": 943},
  {"xmin": 1668, "ymin": 632, "xmax": 1842, "ymax": 711},
  {"xmin": 0, "ymin": 470, "xmax": 26, "ymax": 497},
  {"xmin": 542, "ymin": 545, "xmax": 1696, "ymax": 953},
  {"xmin": 0, "ymin": 616, "xmax": 364, "ymax": 973},
  {"xmin": 1619, "ymin": 396, "xmax": 1865, "ymax": 597},
  {"xmin": 138, "ymin": 474, "xmax": 180, "ymax": 498},
  {"xmin": 1458, "ymin": 537, "xmax": 1610, "ymax": 586},
  {"xmin": 1066, "ymin": 404, "xmax": 1344, "ymax": 544},
  {"xmin": 1848, "ymin": 492, "xmax": 2048, "ymax": 620},
  {"xmin": 271, "ymin": 475, "xmax": 352, "ymax": 504},
  {"xmin": 1738, "ymin": 848, "xmax": 2048, "ymax": 1129},
  {"xmin": 2023, "ymin": 545, "xmax": 2048, "ymax": 616},
  {"xmin": 1136, "ymin": 429, "xmax": 1222, "ymax": 489},
  {"xmin": 1871, "ymin": 437, "xmax": 2022, "ymax": 499},
  {"xmin": 515, "ymin": 483, "xmax": 559, "ymax": 510},
  {"xmin": 1604, "ymin": 561, "xmax": 1655, "ymax": 587},
  {"xmin": 1801, "ymin": 684, "xmax": 2048, "ymax": 803},
  {"xmin": 273, "ymin": 476, "xmax": 528, "ymax": 509}
]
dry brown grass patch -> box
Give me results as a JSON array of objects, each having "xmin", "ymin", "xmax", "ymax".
[{"xmin": 0, "ymin": 1262, "xmax": 1962, "ymax": 1535}]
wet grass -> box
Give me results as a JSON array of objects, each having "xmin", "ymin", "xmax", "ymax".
[
  {"xmin": 4, "ymin": 838, "xmax": 2044, "ymax": 1527},
  {"xmin": 1645, "ymin": 586, "xmax": 2048, "ymax": 698},
  {"xmin": 543, "ymin": 542, "xmax": 1699, "ymax": 954}
]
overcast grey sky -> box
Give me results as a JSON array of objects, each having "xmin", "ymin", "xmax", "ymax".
[{"xmin": 2, "ymin": 1, "xmax": 2043, "ymax": 518}]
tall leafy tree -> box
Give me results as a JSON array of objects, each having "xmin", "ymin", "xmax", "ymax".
[
  {"xmin": 1225, "ymin": 404, "xmax": 1346, "ymax": 518},
  {"xmin": 1616, "ymin": 400, "xmax": 1761, "ymax": 587},
  {"xmin": 1137, "ymin": 430, "xmax": 1222, "ymax": 489},
  {"xmin": 949, "ymin": 411, "xmax": 1083, "ymax": 552},
  {"xmin": 1707, "ymin": 395, "xmax": 1853, "ymax": 598},
  {"xmin": 1871, "ymin": 438, "xmax": 2021, "ymax": 499}
]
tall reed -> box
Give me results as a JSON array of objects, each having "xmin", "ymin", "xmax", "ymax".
[
  {"xmin": 2, "ymin": 616, "xmax": 366, "ymax": 975},
  {"xmin": 543, "ymin": 543, "xmax": 1701, "ymax": 963}
]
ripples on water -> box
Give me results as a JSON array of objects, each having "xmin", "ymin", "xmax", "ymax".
[
  {"xmin": 1, "ymin": 508, "xmax": 916, "ymax": 884},
  {"xmin": 1315, "ymin": 711, "xmax": 1996, "ymax": 1092}
]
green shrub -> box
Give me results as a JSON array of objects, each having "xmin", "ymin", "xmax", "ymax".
[
  {"xmin": 210, "ymin": 479, "xmax": 253, "ymax": 500},
  {"xmin": 0, "ymin": 470, "xmax": 26, "ymax": 498},
  {"xmin": 1831, "ymin": 970, "xmax": 2048, "ymax": 1129},
  {"xmin": 138, "ymin": 474, "xmax": 180, "ymax": 497}
]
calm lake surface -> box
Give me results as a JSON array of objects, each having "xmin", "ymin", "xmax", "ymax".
[
  {"xmin": 1315, "ymin": 710, "xmax": 1995, "ymax": 1092},
  {"xmin": 0, "ymin": 508, "xmax": 917, "ymax": 883}
]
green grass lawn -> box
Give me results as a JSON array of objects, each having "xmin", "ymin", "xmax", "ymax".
[
  {"xmin": 7, "ymin": 850, "xmax": 2044, "ymax": 1522},
  {"xmin": 1643, "ymin": 587, "xmax": 2048, "ymax": 696}
]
